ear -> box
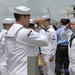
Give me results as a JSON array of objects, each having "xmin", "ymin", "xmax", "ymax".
[
  {"xmin": 20, "ymin": 16, "xmax": 26, "ymax": 21},
  {"xmin": 20, "ymin": 16, "xmax": 24, "ymax": 20}
]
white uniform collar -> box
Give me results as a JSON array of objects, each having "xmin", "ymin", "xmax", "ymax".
[
  {"xmin": 49, "ymin": 25, "xmax": 53, "ymax": 28},
  {"xmin": 0, "ymin": 29, "xmax": 7, "ymax": 40},
  {"xmin": 46, "ymin": 25, "xmax": 52, "ymax": 29},
  {"xmin": 6, "ymin": 23, "xmax": 23, "ymax": 37},
  {"xmin": 1, "ymin": 29, "xmax": 7, "ymax": 33}
]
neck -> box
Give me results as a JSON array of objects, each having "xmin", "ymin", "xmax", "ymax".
[
  {"xmin": 16, "ymin": 21, "xmax": 25, "ymax": 27},
  {"xmin": 3, "ymin": 28, "xmax": 7, "ymax": 30},
  {"xmin": 4, "ymin": 27, "xmax": 9, "ymax": 30},
  {"xmin": 45, "ymin": 24, "xmax": 50, "ymax": 29}
]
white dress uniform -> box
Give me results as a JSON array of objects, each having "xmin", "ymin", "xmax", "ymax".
[
  {"xmin": 61, "ymin": 28, "xmax": 75, "ymax": 75},
  {"xmin": 0, "ymin": 29, "xmax": 8, "ymax": 75},
  {"xmin": 40, "ymin": 25, "xmax": 57, "ymax": 75},
  {"xmin": 5, "ymin": 23, "xmax": 48, "ymax": 75}
]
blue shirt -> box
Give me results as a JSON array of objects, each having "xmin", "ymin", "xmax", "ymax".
[{"xmin": 57, "ymin": 26, "xmax": 72, "ymax": 45}]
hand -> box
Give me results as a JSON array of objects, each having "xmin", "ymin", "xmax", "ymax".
[
  {"xmin": 49, "ymin": 56, "xmax": 54, "ymax": 62},
  {"xmin": 65, "ymin": 22, "xmax": 71, "ymax": 30}
]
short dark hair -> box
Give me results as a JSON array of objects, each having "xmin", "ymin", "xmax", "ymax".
[
  {"xmin": 3, "ymin": 24, "xmax": 6, "ymax": 28},
  {"xmin": 14, "ymin": 13, "xmax": 30, "ymax": 21},
  {"xmin": 60, "ymin": 18, "xmax": 69, "ymax": 25},
  {"xmin": 14, "ymin": 13, "xmax": 22, "ymax": 21},
  {"xmin": 66, "ymin": 19, "xmax": 70, "ymax": 24}
]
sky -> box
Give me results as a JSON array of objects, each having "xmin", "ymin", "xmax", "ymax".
[{"xmin": 0, "ymin": 0, "xmax": 75, "ymax": 29}]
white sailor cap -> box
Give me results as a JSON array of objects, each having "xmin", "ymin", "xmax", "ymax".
[
  {"xmin": 30, "ymin": 19, "xmax": 34, "ymax": 24},
  {"xmin": 2, "ymin": 18, "xmax": 15, "ymax": 24},
  {"xmin": 70, "ymin": 18, "xmax": 75, "ymax": 22},
  {"xmin": 14, "ymin": 6, "xmax": 31, "ymax": 15},
  {"xmin": 42, "ymin": 15, "xmax": 50, "ymax": 20}
]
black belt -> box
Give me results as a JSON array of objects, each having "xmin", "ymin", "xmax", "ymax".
[{"xmin": 57, "ymin": 45, "xmax": 68, "ymax": 47}]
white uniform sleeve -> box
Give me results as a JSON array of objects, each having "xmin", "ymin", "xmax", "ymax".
[
  {"xmin": 48, "ymin": 30, "xmax": 57, "ymax": 56},
  {"xmin": 39, "ymin": 29, "xmax": 46, "ymax": 35},
  {"xmin": 60, "ymin": 28, "xmax": 72, "ymax": 40},
  {"xmin": 19, "ymin": 29, "xmax": 49, "ymax": 47}
]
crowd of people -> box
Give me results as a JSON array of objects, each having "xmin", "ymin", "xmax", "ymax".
[{"xmin": 0, "ymin": 5, "xmax": 75, "ymax": 75}]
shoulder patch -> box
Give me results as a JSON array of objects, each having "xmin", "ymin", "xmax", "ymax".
[{"xmin": 52, "ymin": 36, "xmax": 56, "ymax": 40}]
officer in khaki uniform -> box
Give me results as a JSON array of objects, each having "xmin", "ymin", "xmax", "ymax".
[
  {"xmin": 0, "ymin": 18, "xmax": 15, "ymax": 75},
  {"xmin": 5, "ymin": 6, "xmax": 49, "ymax": 75}
]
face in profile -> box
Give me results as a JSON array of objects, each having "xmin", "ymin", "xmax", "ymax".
[
  {"xmin": 23, "ymin": 15, "xmax": 30, "ymax": 27},
  {"xmin": 70, "ymin": 22, "xmax": 75, "ymax": 32},
  {"xmin": 43, "ymin": 20, "xmax": 47, "ymax": 27}
]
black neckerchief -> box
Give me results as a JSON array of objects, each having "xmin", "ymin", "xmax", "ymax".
[
  {"xmin": 69, "ymin": 33, "xmax": 75, "ymax": 47},
  {"xmin": 40, "ymin": 26, "xmax": 45, "ymax": 31},
  {"xmin": 45, "ymin": 27, "xmax": 50, "ymax": 31}
]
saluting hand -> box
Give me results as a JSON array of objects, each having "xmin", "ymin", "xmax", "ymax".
[{"xmin": 65, "ymin": 22, "xmax": 71, "ymax": 30}]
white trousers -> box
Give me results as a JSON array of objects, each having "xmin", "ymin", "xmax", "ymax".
[
  {"xmin": 69, "ymin": 63, "xmax": 75, "ymax": 75},
  {"xmin": 0, "ymin": 58, "xmax": 8, "ymax": 75},
  {"xmin": 42, "ymin": 54, "xmax": 55, "ymax": 75},
  {"xmin": 0, "ymin": 65, "xmax": 8, "ymax": 75}
]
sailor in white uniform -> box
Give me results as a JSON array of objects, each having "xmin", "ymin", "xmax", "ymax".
[
  {"xmin": 5, "ymin": 6, "xmax": 49, "ymax": 75},
  {"xmin": 40, "ymin": 15, "xmax": 57, "ymax": 75},
  {"xmin": 0, "ymin": 18, "xmax": 15, "ymax": 75},
  {"xmin": 61, "ymin": 18, "xmax": 75, "ymax": 75}
]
